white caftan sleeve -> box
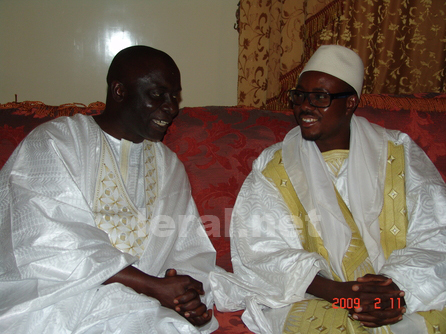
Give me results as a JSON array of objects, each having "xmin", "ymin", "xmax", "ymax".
[
  {"xmin": 0, "ymin": 115, "xmax": 219, "ymax": 334},
  {"xmin": 211, "ymin": 144, "xmax": 331, "ymax": 313},
  {"xmin": 136, "ymin": 142, "xmax": 220, "ymax": 311},
  {"xmin": 378, "ymin": 132, "xmax": 446, "ymax": 314},
  {"xmin": 0, "ymin": 116, "xmax": 136, "ymax": 317}
]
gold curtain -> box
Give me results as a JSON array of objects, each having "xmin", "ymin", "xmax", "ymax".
[{"xmin": 237, "ymin": 0, "xmax": 446, "ymax": 109}]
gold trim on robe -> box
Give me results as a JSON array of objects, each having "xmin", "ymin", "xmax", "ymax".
[
  {"xmin": 262, "ymin": 143, "xmax": 407, "ymax": 333},
  {"xmin": 92, "ymin": 134, "xmax": 157, "ymax": 258},
  {"xmin": 321, "ymin": 149, "xmax": 349, "ymax": 177},
  {"xmin": 266, "ymin": 143, "xmax": 445, "ymax": 333}
]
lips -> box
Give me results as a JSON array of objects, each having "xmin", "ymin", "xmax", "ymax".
[
  {"xmin": 299, "ymin": 113, "xmax": 319, "ymax": 127},
  {"xmin": 152, "ymin": 119, "xmax": 170, "ymax": 127}
]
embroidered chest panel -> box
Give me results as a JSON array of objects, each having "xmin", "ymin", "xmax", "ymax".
[{"xmin": 93, "ymin": 135, "xmax": 158, "ymax": 258}]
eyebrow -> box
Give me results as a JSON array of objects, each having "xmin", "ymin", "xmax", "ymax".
[{"xmin": 295, "ymin": 86, "xmax": 329, "ymax": 92}]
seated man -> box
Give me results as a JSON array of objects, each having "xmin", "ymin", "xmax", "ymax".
[
  {"xmin": 0, "ymin": 45, "xmax": 219, "ymax": 333},
  {"xmin": 210, "ymin": 45, "xmax": 445, "ymax": 333}
]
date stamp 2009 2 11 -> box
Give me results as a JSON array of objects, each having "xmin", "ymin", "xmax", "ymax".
[{"xmin": 332, "ymin": 298, "xmax": 402, "ymax": 309}]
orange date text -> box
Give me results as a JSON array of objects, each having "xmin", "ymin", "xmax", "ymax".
[
  {"xmin": 374, "ymin": 298, "xmax": 402, "ymax": 309},
  {"xmin": 332, "ymin": 298, "xmax": 360, "ymax": 309}
]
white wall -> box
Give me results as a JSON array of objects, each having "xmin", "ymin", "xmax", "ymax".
[{"xmin": 0, "ymin": 0, "xmax": 239, "ymax": 107}]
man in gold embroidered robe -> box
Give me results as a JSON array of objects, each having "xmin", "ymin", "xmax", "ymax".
[
  {"xmin": 210, "ymin": 45, "xmax": 446, "ymax": 334},
  {"xmin": 0, "ymin": 46, "xmax": 219, "ymax": 333}
]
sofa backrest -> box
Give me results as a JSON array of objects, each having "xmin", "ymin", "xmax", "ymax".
[{"xmin": 1, "ymin": 93, "xmax": 445, "ymax": 270}]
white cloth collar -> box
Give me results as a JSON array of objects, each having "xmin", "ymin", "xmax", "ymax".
[{"xmin": 282, "ymin": 115, "xmax": 387, "ymax": 279}]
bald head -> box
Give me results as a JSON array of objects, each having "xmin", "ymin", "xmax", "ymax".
[
  {"xmin": 96, "ymin": 45, "xmax": 182, "ymax": 143},
  {"xmin": 106, "ymin": 45, "xmax": 178, "ymax": 90}
]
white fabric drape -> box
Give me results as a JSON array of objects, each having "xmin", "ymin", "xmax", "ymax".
[
  {"xmin": 0, "ymin": 114, "xmax": 219, "ymax": 333},
  {"xmin": 210, "ymin": 116, "xmax": 446, "ymax": 334}
]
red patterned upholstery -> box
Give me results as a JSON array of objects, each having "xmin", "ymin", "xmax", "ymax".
[
  {"xmin": 1, "ymin": 93, "xmax": 445, "ymax": 333},
  {"xmin": 164, "ymin": 106, "xmax": 297, "ymax": 272}
]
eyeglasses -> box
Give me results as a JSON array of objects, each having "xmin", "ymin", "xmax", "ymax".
[{"xmin": 288, "ymin": 89, "xmax": 355, "ymax": 108}]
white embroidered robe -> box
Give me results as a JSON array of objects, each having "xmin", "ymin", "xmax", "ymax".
[
  {"xmin": 0, "ymin": 114, "xmax": 219, "ymax": 333},
  {"xmin": 210, "ymin": 116, "xmax": 446, "ymax": 334}
]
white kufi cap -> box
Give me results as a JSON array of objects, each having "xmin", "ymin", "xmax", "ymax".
[{"xmin": 301, "ymin": 45, "xmax": 364, "ymax": 97}]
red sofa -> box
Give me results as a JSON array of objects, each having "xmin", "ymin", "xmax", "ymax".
[{"xmin": 1, "ymin": 93, "xmax": 445, "ymax": 333}]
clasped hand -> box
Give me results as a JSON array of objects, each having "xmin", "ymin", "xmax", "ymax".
[
  {"xmin": 342, "ymin": 274, "xmax": 406, "ymax": 327},
  {"xmin": 104, "ymin": 266, "xmax": 212, "ymax": 327},
  {"xmin": 157, "ymin": 269, "xmax": 213, "ymax": 327}
]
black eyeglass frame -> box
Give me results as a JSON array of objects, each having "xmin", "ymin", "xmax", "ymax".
[{"xmin": 288, "ymin": 89, "xmax": 356, "ymax": 108}]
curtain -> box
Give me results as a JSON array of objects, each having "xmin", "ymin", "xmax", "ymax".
[{"xmin": 237, "ymin": 0, "xmax": 446, "ymax": 109}]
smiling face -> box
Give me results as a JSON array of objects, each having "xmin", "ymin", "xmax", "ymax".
[
  {"xmin": 100, "ymin": 46, "xmax": 182, "ymax": 143},
  {"xmin": 294, "ymin": 71, "xmax": 358, "ymax": 152},
  {"xmin": 117, "ymin": 58, "xmax": 181, "ymax": 143}
]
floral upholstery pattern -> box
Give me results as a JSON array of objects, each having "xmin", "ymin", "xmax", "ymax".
[
  {"xmin": 1, "ymin": 93, "xmax": 445, "ymax": 333},
  {"xmin": 237, "ymin": 0, "xmax": 446, "ymax": 109}
]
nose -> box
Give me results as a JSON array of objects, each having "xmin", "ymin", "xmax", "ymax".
[{"xmin": 161, "ymin": 94, "xmax": 179, "ymax": 116}]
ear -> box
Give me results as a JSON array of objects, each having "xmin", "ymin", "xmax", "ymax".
[
  {"xmin": 111, "ymin": 80, "xmax": 126, "ymax": 102},
  {"xmin": 345, "ymin": 94, "xmax": 359, "ymax": 115}
]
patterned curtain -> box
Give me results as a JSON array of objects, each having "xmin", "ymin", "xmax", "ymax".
[{"xmin": 237, "ymin": 0, "xmax": 446, "ymax": 109}]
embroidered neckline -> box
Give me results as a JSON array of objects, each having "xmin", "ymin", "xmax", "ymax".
[{"xmin": 322, "ymin": 149, "xmax": 349, "ymax": 177}]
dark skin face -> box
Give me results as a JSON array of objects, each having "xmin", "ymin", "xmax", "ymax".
[
  {"xmin": 294, "ymin": 71, "xmax": 359, "ymax": 152},
  {"xmin": 300, "ymin": 72, "xmax": 407, "ymax": 328},
  {"xmin": 99, "ymin": 48, "xmax": 213, "ymax": 327},
  {"xmin": 95, "ymin": 54, "xmax": 181, "ymax": 143}
]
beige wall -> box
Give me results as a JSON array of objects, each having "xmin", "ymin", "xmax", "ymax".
[{"xmin": 0, "ymin": 0, "xmax": 239, "ymax": 107}]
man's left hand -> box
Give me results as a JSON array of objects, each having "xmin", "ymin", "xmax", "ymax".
[
  {"xmin": 166, "ymin": 269, "xmax": 213, "ymax": 327},
  {"xmin": 351, "ymin": 274, "xmax": 406, "ymax": 327}
]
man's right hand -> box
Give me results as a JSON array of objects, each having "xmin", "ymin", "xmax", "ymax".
[
  {"xmin": 165, "ymin": 269, "xmax": 213, "ymax": 327},
  {"xmin": 349, "ymin": 274, "xmax": 406, "ymax": 327},
  {"xmin": 307, "ymin": 274, "xmax": 405, "ymax": 328},
  {"xmin": 103, "ymin": 266, "xmax": 212, "ymax": 327}
]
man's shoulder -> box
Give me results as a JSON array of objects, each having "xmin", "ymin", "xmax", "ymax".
[
  {"xmin": 153, "ymin": 141, "xmax": 181, "ymax": 164},
  {"xmin": 18, "ymin": 114, "xmax": 100, "ymax": 158},
  {"xmin": 29, "ymin": 114, "xmax": 96, "ymax": 139},
  {"xmin": 382, "ymin": 127, "xmax": 412, "ymax": 145},
  {"xmin": 153, "ymin": 141, "xmax": 188, "ymax": 176},
  {"xmin": 355, "ymin": 115, "xmax": 411, "ymax": 145},
  {"xmin": 252, "ymin": 142, "xmax": 284, "ymax": 171}
]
